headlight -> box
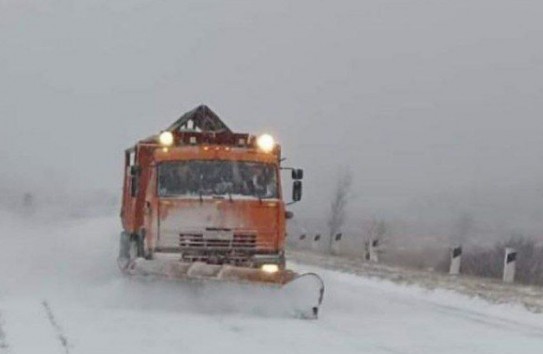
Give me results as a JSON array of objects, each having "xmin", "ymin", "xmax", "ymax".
[
  {"xmin": 256, "ymin": 134, "xmax": 275, "ymax": 153},
  {"xmin": 261, "ymin": 264, "xmax": 279, "ymax": 274},
  {"xmin": 159, "ymin": 131, "xmax": 174, "ymax": 146}
]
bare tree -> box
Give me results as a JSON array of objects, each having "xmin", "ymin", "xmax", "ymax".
[{"xmin": 327, "ymin": 168, "xmax": 353, "ymax": 252}]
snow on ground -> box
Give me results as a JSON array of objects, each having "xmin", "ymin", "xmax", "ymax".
[
  {"xmin": 288, "ymin": 250, "xmax": 543, "ymax": 313},
  {"xmin": 1, "ymin": 210, "xmax": 543, "ymax": 354}
]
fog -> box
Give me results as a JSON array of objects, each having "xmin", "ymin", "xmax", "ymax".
[{"xmin": 1, "ymin": 0, "xmax": 542, "ymax": 240}]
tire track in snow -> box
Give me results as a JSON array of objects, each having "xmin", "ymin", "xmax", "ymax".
[
  {"xmin": 42, "ymin": 301, "xmax": 71, "ymax": 354},
  {"xmin": 430, "ymin": 302, "xmax": 543, "ymax": 338}
]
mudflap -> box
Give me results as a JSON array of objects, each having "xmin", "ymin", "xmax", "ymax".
[{"xmin": 280, "ymin": 272, "xmax": 325, "ymax": 319}]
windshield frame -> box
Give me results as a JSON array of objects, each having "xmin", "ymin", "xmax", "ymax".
[{"xmin": 156, "ymin": 159, "xmax": 281, "ymax": 200}]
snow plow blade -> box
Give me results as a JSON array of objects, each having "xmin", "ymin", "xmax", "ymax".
[{"xmin": 123, "ymin": 256, "xmax": 324, "ymax": 318}]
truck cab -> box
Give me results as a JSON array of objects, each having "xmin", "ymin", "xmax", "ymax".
[{"xmin": 119, "ymin": 105, "xmax": 303, "ymax": 272}]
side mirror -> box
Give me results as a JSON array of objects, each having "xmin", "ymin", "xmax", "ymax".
[
  {"xmin": 292, "ymin": 181, "xmax": 302, "ymax": 202},
  {"xmin": 292, "ymin": 169, "xmax": 304, "ymax": 180}
]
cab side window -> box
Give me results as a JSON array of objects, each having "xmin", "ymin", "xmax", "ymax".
[{"xmin": 127, "ymin": 150, "xmax": 139, "ymax": 197}]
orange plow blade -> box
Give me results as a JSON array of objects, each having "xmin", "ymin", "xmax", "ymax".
[
  {"xmin": 128, "ymin": 258, "xmax": 296, "ymax": 285},
  {"xmin": 123, "ymin": 255, "xmax": 324, "ymax": 318}
]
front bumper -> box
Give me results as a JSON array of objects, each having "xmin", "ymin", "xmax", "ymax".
[{"xmin": 130, "ymin": 255, "xmax": 295, "ymax": 285}]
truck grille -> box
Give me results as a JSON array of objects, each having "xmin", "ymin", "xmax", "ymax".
[
  {"xmin": 179, "ymin": 233, "xmax": 258, "ymax": 251},
  {"xmin": 176, "ymin": 231, "xmax": 276, "ymax": 266}
]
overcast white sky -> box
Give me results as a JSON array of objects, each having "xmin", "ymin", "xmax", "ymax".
[{"xmin": 1, "ymin": 0, "xmax": 542, "ymax": 223}]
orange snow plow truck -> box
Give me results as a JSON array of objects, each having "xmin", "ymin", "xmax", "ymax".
[{"xmin": 118, "ymin": 105, "xmax": 324, "ymax": 318}]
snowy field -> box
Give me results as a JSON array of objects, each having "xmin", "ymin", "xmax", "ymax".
[{"xmin": 2, "ymin": 211, "xmax": 543, "ymax": 354}]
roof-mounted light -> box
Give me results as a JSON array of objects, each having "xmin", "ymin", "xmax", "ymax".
[
  {"xmin": 159, "ymin": 131, "xmax": 174, "ymax": 147},
  {"xmin": 256, "ymin": 134, "xmax": 275, "ymax": 153}
]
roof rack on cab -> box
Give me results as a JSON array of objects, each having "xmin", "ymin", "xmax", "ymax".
[{"xmin": 167, "ymin": 105, "xmax": 232, "ymax": 133}]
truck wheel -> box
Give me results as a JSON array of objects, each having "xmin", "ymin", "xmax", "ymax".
[
  {"xmin": 139, "ymin": 228, "xmax": 154, "ymax": 260},
  {"xmin": 279, "ymin": 254, "xmax": 287, "ymax": 270},
  {"xmin": 117, "ymin": 231, "xmax": 138, "ymax": 272}
]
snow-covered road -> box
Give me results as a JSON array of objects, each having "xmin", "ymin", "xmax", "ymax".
[{"xmin": 1, "ymin": 212, "xmax": 543, "ymax": 354}]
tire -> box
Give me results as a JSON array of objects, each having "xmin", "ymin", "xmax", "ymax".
[
  {"xmin": 279, "ymin": 253, "xmax": 287, "ymax": 270},
  {"xmin": 117, "ymin": 231, "xmax": 139, "ymax": 272}
]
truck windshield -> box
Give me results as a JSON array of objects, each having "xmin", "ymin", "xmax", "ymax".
[{"xmin": 158, "ymin": 160, "xmax": 278, "ymax": 199}]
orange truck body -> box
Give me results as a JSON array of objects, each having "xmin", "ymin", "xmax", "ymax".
[{"xmin": 120, "ymin": 106, "xmax": 298, "ymax": 270}]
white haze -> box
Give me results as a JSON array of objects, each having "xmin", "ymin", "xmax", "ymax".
[{"xmin": 1, "ymin": 0, "xmax": 543, "ymax": 239}]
